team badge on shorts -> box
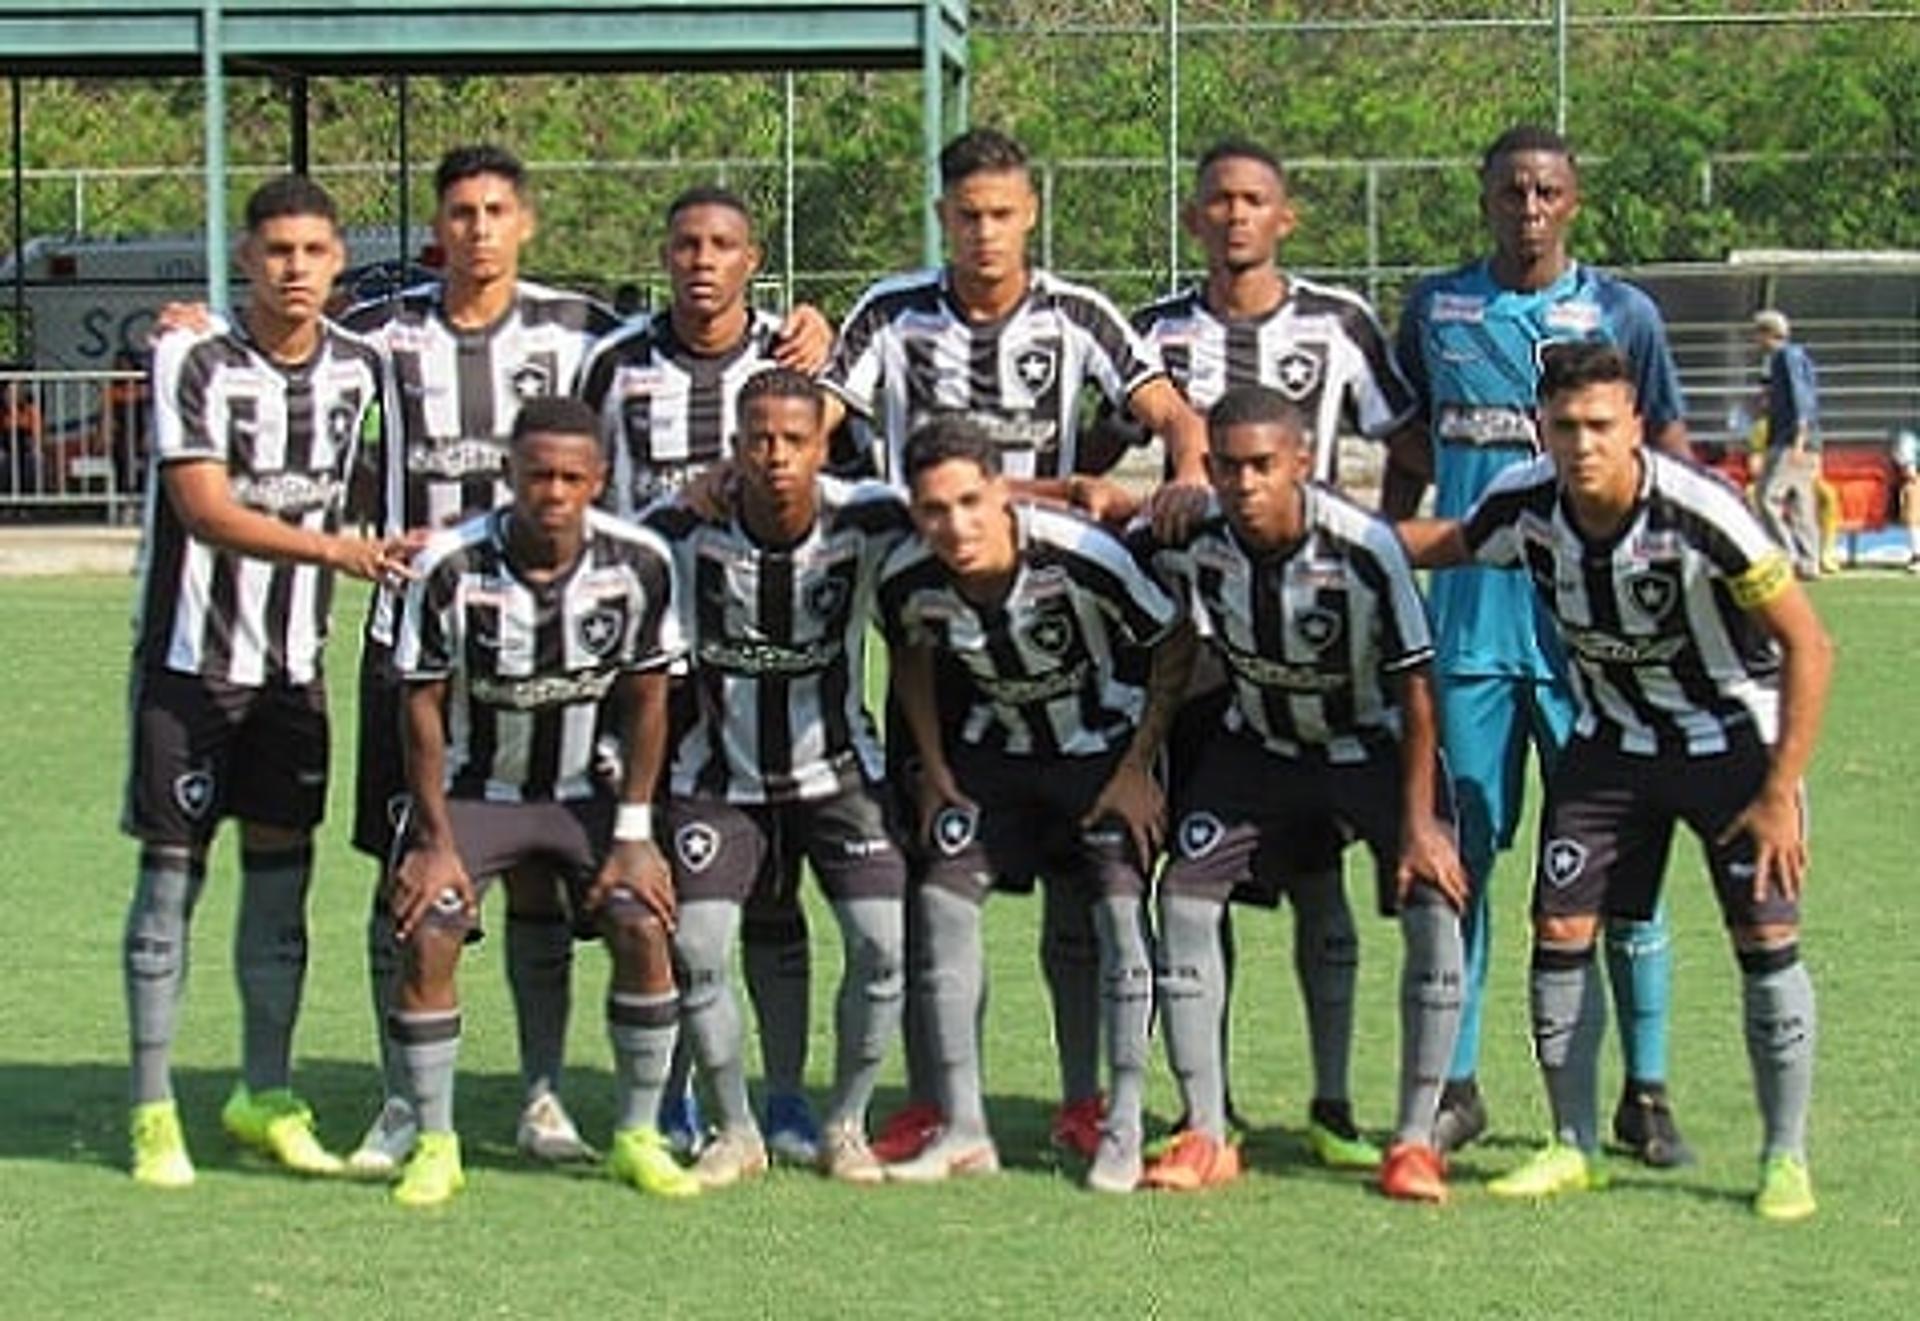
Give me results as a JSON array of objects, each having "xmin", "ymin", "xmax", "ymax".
[
  {"xmin": 1542, "ymin": 837, "xmax": 1589, "ymax": 889},
  {"xmin": 1176, "ymin": 810, "xmax": 1226, "ymax": 860},
  {"xmin": 806, "ymin": 575, "xmax": 850, "ymax": 622},
  {"xmin": 385, "ymin": 792, "xmax": 412, "ymax": 830},
  {"xmin": 1273, "ymin": 347, "xmax": 1324, "ymax": 401},
  {"xmin": 931, "ymin": 805, "xmax": 979, "ymax": 857},
  {"xmin": 1625, "ymin": 570, "xmax": 1679, "ymax": 623},
  {"xmin": 578, "ymin": 606, "xmax": 622, "ymax": 657},
  {"xmin": 674, "ymin": 821, "xmax": 722, "ymax": 873},
  {"xmin": 1295, "ymin": 605, "xmax": 1344, "ymax": 652},
  {"xmin": 173, "ymin": 770, "xmax": 215, "ymax": 820},
  {"xmin": 1025, "ymin": 611, "xmax": 1073, "ymax": 657}
]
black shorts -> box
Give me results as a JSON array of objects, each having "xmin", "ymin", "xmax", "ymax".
[
  {"xmin": 1161, "ymin": 731, "xmax": 1455, "ymax": 916},
  {"xmin": 394, "ymin": 796, "xmax": 614, "ymax": 919},
  {"xmin": 919, "ymin": 742, "xmax": 1146, "ymax": 905},
  {"xmin": 666, "ymin": 773, "xmax": 905, "ymax": 906},
  {"xmin": 123, "ymin": 668, "xmax": 329, "ymax": 847},
  {"xmin": 1533, "ymin": 731, "xmax": 1802, "ymax": 928},
  {"xmin": 350, "ymin": 638, "xmax": 408, "ymax": 859}
]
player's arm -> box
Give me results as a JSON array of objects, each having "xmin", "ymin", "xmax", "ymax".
[
  {"xmin": 1395, "ymin": 516, "xmax": 1470, "ymax": 569},
  {"xmin": 590, "ymin": 668, "xmax": 676, "ymax": 928},
  {"xmin": 390, "ymin": 678, "xmax": 471, "ymax": 940},
  {"xmin": 1393, "ymin": 663, "xmax": 1468, "ymax": 909},
  {"xmin": 891, "ymin": 641, "xmax": 975, "ymax": 842},
  {"xmin": 162, "ymin": 460, "xmax": 416, "ymax": 581},
  {"xmin": 1084, "ymin": 619, "xmax": 1198, "ymax": 868},
  {"xmin": 1380, "ymin": 417, "xmax": 1433, "ymax": 519},
  {"xmin": 773, "ymin": 303, "xmax": 835, "ymax": 375},
  {"xmin": 1129, "ymin": 375, "xmax": 1209, "ymax": 488}
]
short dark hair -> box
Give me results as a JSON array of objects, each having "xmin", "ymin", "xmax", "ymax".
[
  {"xmin": 1538, "ymin": 341, "xmax": 1637, "ymax": 405},
  {"xmin": 903, "ymin": 414, "xmax": 1003, "ymax": 484},
  {"xmin": 244, "ymin": 175, "xmax": 339, "ymax": 233},
  {"xmin": 1196, "ymin": 138, "xmax": 1287, "ymax": 189},
  {"xmin": 939, "ymin": 128, "xmax": 1029, "ymax": 190},
  {"xmin": 1207, "ymin": 385, "xmax": 1309, "ymax": 445},
  {"xmin": 736, "ymin": 368, "xmax": 824, "ymax": 430},
  {"xmin": 1481, "ymin": 124, "xmax": 1576, "ymax": 177},
  {"xmin": 510, "ymin": 395, "xmax": 599, "ymax": 446},
  {"xmin": 435, "ymin": 144, "xmax": 527, "ymax": 201},
  {"xmin": 667, "ymin": 185, "xmax": 755, "ymax": 233}
]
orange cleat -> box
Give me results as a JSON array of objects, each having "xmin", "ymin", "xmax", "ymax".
[
  {"xmin": 1379, "ymin": 1141, "xmax": 1449, "ymax": 1203},
  {"xmin": 1141, "ymin": 1130, "xmax": 1243, "ymax": 1192}
]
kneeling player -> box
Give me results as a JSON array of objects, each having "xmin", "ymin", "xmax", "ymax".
[
  {"xmin": 384, "ymin": 398, "xmax": 693, "ymax": 1206},
  {"xmin": 1404, "ymin": 344, "xmax": 1832, "ymax": 1220},
  {"xmin": 1138, "ymin": 386, "xmax": 1467, "ymax": 1198}
]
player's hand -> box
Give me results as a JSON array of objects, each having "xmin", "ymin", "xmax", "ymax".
[
  {"xmin": 683, "ymin": 460, "xmax": 738, "ymax": 524},
  {"xmin": 773, "ymin": 304, "xmax": 834, "ymax": 374},
  {"xmin": 1396, "ymin": 813, "xmax": 1469, "ymax": 911},
  {"xmin": 329, "ymin": 533, "xmax": 421, "ymax": 584},
  {"xmin": 589, "ymin": 839, "xmax": 677, "ymax": 931},
  {"xmin": 1718, "ymin": 781, "xmax": 1808, "ymax": 903},
  {"xmin": 916, "ymin": 762, "xmax": 979, "ymax": 847},
  {"xmin": 1084, "ymin": 755, "xmax": 1165, "ymax": 870},
  {"xmin": 149, "ymin": 300, "xmax": 215, "ymax": 343},
  {"xmin": 390, "ymin": 844, "xmax": 473, "ymax": 941},
  {"xmin": 1146, "ymin": 478, "xmax": 1211, "ymax": 543},
  {"xmin": 1069, "ymin": 475, "xmax": 1142, "ymax": 527}
]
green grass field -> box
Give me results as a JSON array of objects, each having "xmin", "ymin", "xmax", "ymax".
[{"xmin": 2, "ymin": 574, "xmax": 1915, "ymax": 1319}]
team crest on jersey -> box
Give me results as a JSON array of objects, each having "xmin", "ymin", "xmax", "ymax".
[
  {"xmin": 1014, "ymin": 345, "xmax": 1058, "ymax": 395},
  {"xmin": 1176, "ymin": 811, "xmax": 1226, "ymax": 861},
  {"xmin": 578, "ymin": 606, "xmax": 623, "ymax": 657},
  {"xmin": 1273, "ymin": 347, "xmax": 1324, "ymax": 402},
  {"xmin": 327, "ymin": 401, "xmax": 359, "ymax": 448},
  {"xmin": 806, "ymin": 575, "xmax": 850, "ymax": 622},
  {"xmin": 510, "ymin": 362, "xmax": 554, "ymax": 399},
  {"xmin": 1625, "ymin": 570, "xmax": 1679, "ymax": 623},
  {"xmin": 1542, "ymin": 837, "xmax": 1588, "ymax": 889},
  {"xmin": 674, "ymin": 821, "xmax": 722, "ymax": 873},
  {"xmin": 1295, "ymin": 605, "xmax": 1344, "ymax": 652},
  {"xmin": 932, "ymin": 805, "xmax": 979, "ymax": 857},
  {"xmin": 1024, "ymin": 610, "xmax": 1074, "ymax": 657},
  {"xmin": 173, "ymin": 770, "xmax": 215, "ymax": 820}
]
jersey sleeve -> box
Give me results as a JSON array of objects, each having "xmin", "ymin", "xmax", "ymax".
[
  {"xmin": 150, "ymin": 332, "xmax": 222, "ymax": 464},
  {"xmin": 822, "ymin": 289, "xmax": 891, "ymax": 419},
  {"xmin": 1391, "ymin": 279, "xmax": 1436, "ymax": 422},
  {"xmin": 1058, "ymin": 287, "xmax": 1166, "ymax": 407},
  {"xmin": 1609, "ymin": 282, "xmax": 1687, "ymax": 432},
  {"xmin": 1457, "ymin": 462, "xmax": 1546, "ymax": 568},
  {"xmin": 1339, "ymin": 299, "xmax": 1419, "ymax": 439},
  {"xmin": 1670, "ymin": 462, "xmax": 1795, "ymax": 610},
  {"xmin": 1359, "ymin": 519, "xmax": 1435, "ymax": 672},
  {"xmin": 1067, "ymin": 520, "xmax": 1180, "ymax": 647},
  {"xmin": 623, "ymin": 535, "xmax": 684, "ymax": 672},
  {"xmin": 393, "ymin": 549, "xmax": 460, "ymax": 680}
]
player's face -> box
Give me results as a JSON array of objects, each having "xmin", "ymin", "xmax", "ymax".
[
  {"xmin": 736, "ymin": 393, "xmax": 826, "ymax": 505},
  {"xmin": 240, "ymin": 214, "xmax": 344, "ymax": 325},
  {"xmin": 435, "ymin": 172, "xmax": 534, "ymax": 286},
  {"xmin": 665, "ymin": 203, "xmax": 761, "ymax": 319},
  {"xmin": 511, "ymin": 431, "xmax": 605, "ymax": 537},
  {"xmin": 1188, "ymin": 156, "xmax": 1295, "ymax": 274},
  {"xmin": 1481, "ymin": 149, "xmax": 1579, "ymax": 265},
  {"xmin": 1542, "ymin": 379, "xmax": 1642, "ymax": 510},
  {"xmin": 910, "ymin": 458, "xmax": 1015, "ymax": 579},
  {"xmin": 938, "ymin": 169, "xmax": 1037, "ymax": 286},
  {"xmin": 1207, "ymin": 420, "xmax": 1309, "ymax": 545}
]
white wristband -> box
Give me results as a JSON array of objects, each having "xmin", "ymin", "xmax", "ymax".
[{"xmin": 613, "ymin": 803, "xmax": 654, "ymax": 842}]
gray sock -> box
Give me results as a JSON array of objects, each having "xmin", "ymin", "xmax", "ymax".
[
  {"xmin": 917, "ymin": 884, "xmax": 988, "ymax": 1138},
  {"xmin": 236, "ymin": 845, "xmax": 313, "ymax": 1094},
  {"xmin": 506, "ymin": 912, "xmax": 574, "ymax": 1103},
  {"xmin": 1291, "ymin": 869, "xmax": 1358, "ymax": 1106},
  {"xmin": 1396, "ymin": 898, "xmax": 1465, "ymax": 1146},
  {"xmin": 744, "ymin": 906, "xmax": 812, "ymax": 1098},
  {"xmin": 1041, "ymin": 879, "xmax": 1101, "ymax": 1105},
  {"xmin": 1531, "ymin": 942, "xmax": 1605, "ymax": 1153},
  {"xmin": 673, "ymin": 900, "xmax": 755, "ymax": 1134},
  {"xmin": 125, "ymin": 847, "xmax": 206, "ymax": 1105},
  {"xmin": 1093, "ymin": 895, "xmax": 1153, "ymax": 1142},
  {"xmin": 1742, "ymin": 952, "xmax": 1817, "ymax": 1161},
  {"xmin": 366, "ymin": 889, "xmax": 407, "ymax": 1100},
  {"xmin": 609, "ymin": 990, "xmax": 680, "ymax": 1132},
  {"xmin": 824, "ymin": 898, "xmax": 905, "ymax": 1130},
  {"xmin": 1157, "ymin": 895, "xmax": 1228, "ymax": 1139},
  {"xmin": 390, "ymin": 1009, "xmax": 461, "ymax": 1134}
]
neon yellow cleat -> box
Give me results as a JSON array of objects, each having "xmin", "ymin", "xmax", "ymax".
[
  {"xmin": 1754, "ymin": 1153, "xmax": 1816, "ymax": 1222},
  {"xmin": 221, "ymin": 1085, "xmax": 344, "ymax": 1177},
  {"xmin": 392, "ymin": 1131, "xmax": 465, "ymax": 1208},
  {"xmin": 1306, "ymin": 1118, "xmax": 1384, "ymax": 1171},
  {"xmin": 1487, "ymin": 1142, "xmax": 1608, "ymax": 1200},
  {"xmin": 609, "ymin": 1126, "xmax": 701, "ymax": 1198},
  {"xmin": 130, "ymin": 1099, "xmax": 196, "ymax": 1190}
]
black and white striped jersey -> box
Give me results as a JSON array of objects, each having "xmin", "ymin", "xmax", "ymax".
[
  {"xmin": 1460, "ymin": 451, "xmax": 1791, "ymax": 756},
  {"xmin": 1137, "ymin": 485, "xmax": 1433, "ymax": 764},
  {"xmin": 824, "ymin": 267, "xmax": 1165, "ymax": 485},
  {"xmin": 577, "ymin": 309, "xmax": 789, "ymax": 517},
  {"xmin": 1130, "ymin": 278, "xmax": 1415, "ymax": 482},
  {"xmin": 644, "ymin": 478, "xmax": 910, "ymax": 805},
  {"xmin": 135, "ymin": 320, "xmax": 383, "ymax": 686},
  {"xmin": 394, "ymin": 507, "xmax": 680, "ymax": 803},
  {"xmin": 879, "ymin": 503, "xmax": 1180, "ymax": 758}
]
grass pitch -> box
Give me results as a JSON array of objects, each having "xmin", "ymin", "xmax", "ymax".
[{"xmin": 1, "ymin": 574, "xmax": 1915, "ymax": 1319}]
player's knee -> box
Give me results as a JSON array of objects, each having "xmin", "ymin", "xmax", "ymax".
[
  {"xmin": 600, "ymin": 895, "xmax": 669, "ymax": 960},
  {"xmin": 1733, "ymin": 923, "xmax": 1800, "ymax": 965},
  {"xmin": 403, "ymin": 919, "xmax": 466, "ymax": 987},
  {"xmin": 239, "ymin": 821, "xmax": 310, "ymax": 853},
  {"xmin": 1535, "ymin": 913, "xmax": 1598, "ymax": 946}
]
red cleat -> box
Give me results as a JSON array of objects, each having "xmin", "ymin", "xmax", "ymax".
[
  {"xmin": 869, "ymin": 1102, "xmax": 944, "ymax": 1164},
  {"xmin": 1050, "ymin": 1094, "xmax": 1106, "ymax": 1161}
]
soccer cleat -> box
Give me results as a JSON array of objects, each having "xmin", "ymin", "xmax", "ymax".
[
  {"xmin": 130, "ymin": 1100, "xmax": 195, "ymax": 1190},
  {"xmin": 884, "ymin": 1129, "xmax": 1001, "ymax": 1183},
  {"xmin": 1487, "ymin": 1142, "xmax": 1608, "ymax": 1200},
  {"xmin": 817, "ymin": 1121, "xmax": 886, "ymax": 1186},
  {"xmin": 1085, "ymin": 1126, "xmax": 1143, "ymax": 1195},
  {"xmin": 1379, "ymin": 1142, "xmax": 1449, "ymax": 1204},
  {"xmin": 1754, "ymin": 1153, "xmax": 1816, "ymax": 1222},
  {"xmin": 692, "ymin": 1128, "xmax": 769, "ymax": 1190},
  {"xmin": 1612, "ymin": 1084, "xmax": 1695, "ymax": 1168},
  {"xmin": 221, "ymin": 1085, "xmax": 344, "ymax": 1177},
  {"xmin": 869, "ymin": 1101, "xmax": 945, "ymax": 1164},
  {"xmin": 1141, "ymin": 1130, "xmax": 1243, "ymax": 1192},
  {"xmin": 609, "ymin": 1126, "xmax": 701, "ymax": 1198},
  {"xmin": 392, "ymin": 1131, "xmax": 465, "ymax": 1207},
  {"xmin": 764, "ymin": 1091, "xmax": 823, "ymax": 1165},
  {"xmin": 1433, "ymin": 1078, "xmax": 1488, "ymax": 1155},
  {"xmin": 657, "ymin": 1085, "xmax": 707, "ymax": 1158},
  {"xmin": 1051, "ymin": 1094, "xmax": 1105, "ymax": 1161},
  {"xmin": 1305, "ymin": 1100, "xmax": 1383, "ymax": 1171},
  {"xmin": 516, "ymin": 1091, "xmax": 597, "ymax": 1164},
  {"xmin": 347, "ymin": 1096, "xmax": 418, "ymax": 1179}
]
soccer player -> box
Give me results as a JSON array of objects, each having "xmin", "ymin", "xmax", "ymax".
[
  {"xmin": 879, "ymin": 416, "xmax": 1195, "ymax": 1193},
  {"xmin": 1388, "ymin": 124, "xmax": 1695, "ymax": 1164},
  {"xmin": 1401, "ymin": 342, "xmax": 1831, "ymax": 1220},
  {"xmin": 122, "ymin": 175, "xmax": 411, "ymax": 1188},
  {"xmin": 1135, "ymin": 385, "xmax": 1467, "ymax": 1200},
  {"xmin": 383, "ymin": 396, "xmax": 690, "ymax": 1207},
  {"xmin": 641, "ymin": 370, "xmax": 909, "ymax": 1187}
]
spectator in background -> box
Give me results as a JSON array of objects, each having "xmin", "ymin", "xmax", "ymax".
[
  {"xmin": 1893, "ymin": 427, "xmax": 1920, "ymax": 573},
  {"xmin": 1752, "ymin": 310, "xmax": 1823, "ymax": 580}
]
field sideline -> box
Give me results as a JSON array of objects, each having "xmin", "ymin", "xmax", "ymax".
[{"xmin": 1, "ymin": 574, "xmax": 1915, "ymax": 1319}]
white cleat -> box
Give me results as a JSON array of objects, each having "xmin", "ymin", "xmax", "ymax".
[
  {"xmin": 347, "ymin": 1096, "xmax": 418, "ymax": 1180},
  {"xmin": 516, "ymin": 1091, "xmax": 598, "ymax": 1164}
]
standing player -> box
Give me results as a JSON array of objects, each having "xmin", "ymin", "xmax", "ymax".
[
  {"xmin": 383, "ymin": 397, "xmax": 691, "ymax": 1207},
  {"xmin": 1402, "ymin": 342, "xmax": 1831, "ymax": 1220},
  {"xmin": 1137, "ymin": 386, "xmax": 1466, "ymax": 1199},
  {"xmin": 880, "ymin": 417, "xmax": 1195, "ymax": 1193},
  {"xmin": 123, "ymin": 175, "xmax": 411, "ymax": 1188},
  {"xmin": 642, "ymin": 370, "xmax": 909, "ymax": 1187},
  {"xmin": 1389, "ymin": 125, "xmax": 1695, "ymax": 1164}
]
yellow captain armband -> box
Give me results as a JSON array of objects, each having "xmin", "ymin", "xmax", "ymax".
[{"xmin": 1729, "ymin": 552, "xmax": 1792, "ymax": 610}]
